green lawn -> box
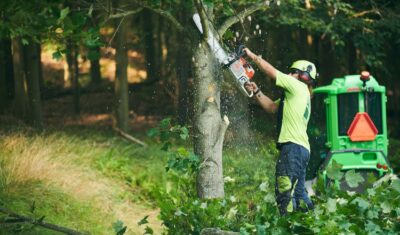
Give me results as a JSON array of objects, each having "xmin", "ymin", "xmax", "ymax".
[{"xmin": 0, "ymin": 125, "xmax": 166, "ymax": 235}]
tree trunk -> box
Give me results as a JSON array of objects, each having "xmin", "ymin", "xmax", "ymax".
[
  {"xmin": 191, "ymin": 0, "xmax": 267, "ymax": 199},
  {"xmin": 11, "ymin": 38, "xmax": 29, "ymax": 120},
  {"xmin": 193, "ymin": 41, "xmax": 228, "ymax": 199},
  {"xmin": 89, "ymin": 46, "xmax": 102, "ymax": 84},
  {"xmin": 114, "ymin": 17, "xmax": 130, "ymax": 132},
  {"xmin": 66, "ymin": 41, "xmax": 80, "ymax": 114},
  {"xmin": 36, "ymin": 42, "xmax": 44, "ymax": 93},
  {"xmin": 142, "ymin": 9, "xmax": 160, "ymax": 83},
  {"xmin": 23, "ymin": 42, "xmax": 43, "ymax": 129},
  {"xmin": 4, "ymin": 39, "xmax": 14, "ymax": 100},
  {"xmin": 0, "ymin": 39, "xmax": 9, "ymax": 112},
  {"xmin": 89, "ymin": 9, "xmax": 102, "ymax": 85}
]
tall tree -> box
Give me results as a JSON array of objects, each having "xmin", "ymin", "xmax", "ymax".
[
  {"xmin": 0, "ymin": 39, "xmax": 14, "ymax": 113},
  {"xmin": 192, "ymin": 0, "xmax": 268, "ymax": 198},
  {"xmin": 142, "ymin": 9, "xmax": 161, "ymax": 83},
  {"xmin": 89, "ymin": 46, "xmax": 102, "ymax": 84},
  {"xmin": 88, "ymin": 9, "xmax": 102, "ymax": 85},
  {"xmin": 11, "ymin": 38, "xmax": 29, "ymax": 120},
  {"xmin": 65, "ymin": 41, "xmax": 80, "ymax": 114},
  {"xmin": 23, "ymin": 41, "xmax": 43, "ymax": 128},
  {"xmin": 114, "ymin": 17, "xmax": 130, "ymax": 132}
]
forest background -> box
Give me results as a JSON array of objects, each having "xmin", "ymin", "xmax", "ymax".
[{"xmin": 1, "ymin": 0, "xmax": 400, "ymax": 234}]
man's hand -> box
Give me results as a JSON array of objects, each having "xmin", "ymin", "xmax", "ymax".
[
  {"xmin": 243, "ymin": 48, "xmax": 256, "ymax": 60},
  {"xmin": 243, "ymin": 47, "xmax": 277, "ymax": 80},
  {"xmin": 245, "ymin": 82, "xmax": 259, "ymax": 93}
]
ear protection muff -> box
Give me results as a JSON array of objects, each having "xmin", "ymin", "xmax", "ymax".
[
  {"xmin": 289, "ymin": 60, "xmax": 318, "ymax": 87},
  {"xmin": 298, "ymin": 65, "xmax": 318, "ymax": 87}
]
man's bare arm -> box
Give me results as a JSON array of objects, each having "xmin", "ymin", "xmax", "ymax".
[
  {"xmin": 243, "ymin": 48, "xmax": 277, "ymax": 80},
  {"xmin": 254, "ymin": 91, "xmax": 278, "ymax": 113},
  {"xmin": 245, "ymin": 82, "xmax": 278, "ymax": 113}
]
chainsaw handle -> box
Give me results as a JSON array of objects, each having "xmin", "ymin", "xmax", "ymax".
[
  {"xmin": 236, "ymin": 45, "xmax": 246, "ymax": 58},
  {"xmin": 241, "ymin": 83, "xmax": 254, "ymax": 97}
]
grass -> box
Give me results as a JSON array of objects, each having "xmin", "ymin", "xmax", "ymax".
[
  {"xmin": 0, "ymin": 182, "xmax": 108, "ymax": 235},
  {"xmin": 1, "ymin": 118, "xmax": 399, "ymax": 234},
  {"xmin": 0, "ymin": 120, "xmax": 279, "ymax": 234},
  {"xmin": 0, "ymin": 125, "xmax": 166, "ymax": 234}
]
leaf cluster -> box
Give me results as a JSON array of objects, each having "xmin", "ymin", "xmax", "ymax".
[
  {"xmin": 259, "ymin": 0, "xmax": 400, "ymax": 71},
  {"xmin": 147, "ymin": 118, "xmax": 400, "ymax": 234},
  {"xmin": 148, "ymin": 118, "xmax": 198, "ymax": 174}
]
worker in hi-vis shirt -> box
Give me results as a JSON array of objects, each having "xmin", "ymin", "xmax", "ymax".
[{"xmin": 243, "ymin": 47, "xmax": 317, "ymax": 215}]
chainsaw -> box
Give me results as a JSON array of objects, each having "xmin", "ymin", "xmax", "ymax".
[{"xmin": 192, "ymin": 13, "xmax": 255, "ymax": 97}]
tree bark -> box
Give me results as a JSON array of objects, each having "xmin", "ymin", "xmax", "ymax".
[
  {"xmin": 66, "ymin": 41, "xmax": 80, "ymax": 114},
  {"xmin": 193, "ymin": 41, "xmax": 228, "ymax": 199},
  {"xmin": 89, "ymin": 46, "xmax": 102, "ymax": 84},
  {"xmin": 36, "ymin": 42, "xmax": 44, "ymax": 93},
  {"xmin": 11, "ymin": 38, "xmax": 29, "ymax": 120},
  {"xmin": 142, "ymin": 9, "xmax": 160, "ymax": 83},
  {"xmin": 114, "ymin": 17, "xmax": 130, "ymax": 132},
  {"xmin": 23, "ymin": 41, "xmax": 43, "ymax": 129},
  {"xmin": 0, "ymin": 39, "xmax": 9, "ymax": 112},
  {"xmin": 4, "ymin": 39, "xmax": 14, "ymax": 100},
  {"xmin": 89, "ymin": 9, "xmax": 102, "ymax": 85}
]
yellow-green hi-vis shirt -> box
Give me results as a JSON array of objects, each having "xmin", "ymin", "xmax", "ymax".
[{"xmin": 275, "ymin": 71, "xmax": 311, "ymax": 152}]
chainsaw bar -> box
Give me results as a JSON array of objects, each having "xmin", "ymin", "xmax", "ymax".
[
  {"xmin": 192, "ymin": 13, "xmax": 229, "ymax": 65},
  {"xmin": 192, "ymin": 13, "xmax": 254, "ymax": 97}
]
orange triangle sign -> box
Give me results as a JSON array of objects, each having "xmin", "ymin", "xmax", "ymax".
[{"xmin": 347, "ymin": 112, "xmax": 378, "ymax": 142}]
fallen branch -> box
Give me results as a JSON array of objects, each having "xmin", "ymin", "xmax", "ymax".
[
  {"xmin": 0, "ymin": 207, "xmax": 87, "ymax": 235},
  {"xmin": 113, "ymin": 127, "xmax": 147, "ymax": 147},
  {"xmin": 201, "ymin": 228, "xmax": 239, "ymax": 235}
]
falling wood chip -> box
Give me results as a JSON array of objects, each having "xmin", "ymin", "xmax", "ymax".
[
  {"xmin": 207, "ymin": 97, "xmax": 215, "ymax": 103},
  {"xmin": 208, "ymin": 84, "xmax": 215, "ymax": 92},
  {"xmin": 223, "ymin": 115, "xmax": 230, "ymax": 125}
]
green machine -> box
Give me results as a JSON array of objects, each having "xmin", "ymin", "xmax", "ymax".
[{"xmin": 307, "ymin": 71, "xmax": 392, "ymax": 191}]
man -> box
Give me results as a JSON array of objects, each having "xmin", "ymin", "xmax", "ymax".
[{"xmin": 243, "ymin": 47, "xmax": 316, "ymax": 215}]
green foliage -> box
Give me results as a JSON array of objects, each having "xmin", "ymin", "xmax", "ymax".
[
  {"xmin": 0, "ymin": 0, "xmax": 104, "ymax": 62},
  {"xmin": 113, "ymin": 220, "xmax": 127, "ymax": 235},
  {"xmin": 148, "ymin": 118, "xmax": 198, "ymax": 174},
  {"xmin": 146, "ymin": 118, "xmax": 400, "ymax": 234},
  {"xmin": 138, "ymin": 215, "xmax": 149, "ymax": 226},
  {"xmin": 345, "ymin": 170, "xmax": 365, "ymax": 188},
  {"xmin": 258, "ymin": 0, "xmax": 400, "ymax": 72},
  {"xmin": 326, "ymin": 160, "xmax": 344, "ymax": 181}
]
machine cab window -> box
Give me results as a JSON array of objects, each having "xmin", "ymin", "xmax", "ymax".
[{"xmin": 337, "ymin": 93, "xmax": 359, "ymax": 136}]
